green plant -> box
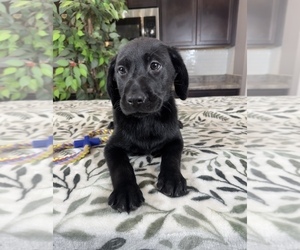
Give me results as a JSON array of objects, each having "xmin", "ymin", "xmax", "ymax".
[
  {"xmin": 53, "ymin": 0, "xmax": 127, "ymax": 100},
  {"xmin": 0, "ymin": 0, "xmax": 52, "ymax": 100}
]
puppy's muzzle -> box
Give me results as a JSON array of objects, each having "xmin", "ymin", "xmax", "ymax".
[
  {"xmin": 121, "ymin": 79, "xmax": 162, "ymax": 116},
  {"xmin": 127, "ymin": 93, "xmax": 146, "ymax": 106},
  {"xmin": 125, "ymin": 82, "xmax": 147, "ymax": 108}
]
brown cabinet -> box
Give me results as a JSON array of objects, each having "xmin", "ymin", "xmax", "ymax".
[
  {"xmin": 247, "ymin": 0, "xmax": 287, "ymax": 46},
  {"xmin": 160, "ymin": 0, "xmax": 238, "ymax": 48},
  {"xmin": 159, "ymin": 0, "xmax": 197, "ymax": 46},
  {"xmin": 126, "ymin": 0, "xmax": 158, "ymax": 9}
]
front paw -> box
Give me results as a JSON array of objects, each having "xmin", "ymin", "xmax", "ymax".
[
  {"xmin": 108, "ymin": 183, "xmax": 144, "ymax": 213},
  {"xmin": 157, "ymin": 173, "xmax": 188, "ymax": 197}
]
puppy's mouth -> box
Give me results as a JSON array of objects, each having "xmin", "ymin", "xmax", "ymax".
[
  {"xmin": 130, "ymin": 112, "xmax": 151, "ymax": 118},
  {"xmin": 122, "ymin": 108, "xmax": 160, "ymax": 118}
]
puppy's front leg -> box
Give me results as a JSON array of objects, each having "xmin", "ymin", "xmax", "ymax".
[
  {"xmin": 104, "ymin": 144, "xmax": 144, "ymax": 213},
  {"xmin": 157, "ymin": 138, "xmax": 188, "ymax": 197}
]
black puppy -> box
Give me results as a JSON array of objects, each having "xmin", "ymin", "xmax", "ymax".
[{"xmin": 104, "ymin": 37, "xmax": 189, "ymax": 213}]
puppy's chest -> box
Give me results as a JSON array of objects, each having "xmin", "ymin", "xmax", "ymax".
[{"xmin": 122, "ymin": 119, "xmax": 174, "ymax": 154}]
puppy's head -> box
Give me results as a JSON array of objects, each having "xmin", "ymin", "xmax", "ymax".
[{"xmin": 106, "ymin": 38, "xmax": 188, "ymax": 116}]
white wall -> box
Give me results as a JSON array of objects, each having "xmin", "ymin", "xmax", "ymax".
[
  {"xmin": 247, "ymin": 48, "xmax": 281, "ymax": 75},
  {"xmin": 179, "ymin": 49, "xmax": 232, "ymax": 75}
]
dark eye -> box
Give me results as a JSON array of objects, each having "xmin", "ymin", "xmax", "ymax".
[
  {"xmin": 150, "ymin": 61, "xmax": 162, "ymax": 71},
  {"xmin": 117, "ymin": 66, "xmax": 127, "ymax": 75}
]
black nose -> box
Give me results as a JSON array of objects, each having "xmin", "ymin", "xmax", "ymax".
[{"xmin": 127, "ymin": 95, "xmax": 146, "ymax": 105}]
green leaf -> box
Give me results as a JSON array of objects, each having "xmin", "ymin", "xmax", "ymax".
[
  {"xmin": 3, "ymin": 67, "xmax": 17, "ymax": 75},
  {"xmin": 66, "ymin": 76, "xmax": 73, "ymax": 87},
  {"xmin": 55, "ymin": 67, "xmax": 64, "ymax": 76},
  {"xmin": 19, "ymin": 76, "xmax": 31, "ymax": 87},
  {"xmin": 5, "ymin": 59, "xmax": 24, "ymax": 67},
  {"xmin": 0, "ymin": 31, "xmax": 11, "ymax": 41},
  {"xmin": 62, "ymin": 68, "xmax": 70, "ymax": 78},
  {"xmin": 0, "ymin": 89, "xmax": 10, "ymax": 98},
  {"xmin": 109, "ymin": 32, "xmax": 119, "ymax": 39},
  {"xmin": 116, "ymin": 215, "xmax": 143, "ymax": 232},
  {"xmin": 60, "ymin": 1, "xmax": 73, "ymax": 8},
  {"xmin": 76, "ymin": 12, "xmax": 82, "ymax": 20},
  {"xmin": 66, "ymin": 194, "xmax": 90, "ymax": 215},
  {"xmin": 31, "ymin": 66, "xmax": 42, "ymax": 78},
  {"xmin": 96, "ymin": 70, "xmax": 105, "ymax": 78},
  {"xmin": 40, "ymin": 64, "xmax": 52, "ymax": 77},
  {"xmin": 53, "ymin": 30, "xmax": 60, "ymax": 41},
  {"xmin": 73, "ymin": 66, "xmax": 81, "ymax": 78},
  {"xmin": 99, "ymin": 57, "xmax": 105, "ymax": 66},
  {"xmin": 36, "ymin": 12, "xmax": 43, "ymax": 19},
  {"xmin": 28, "ymin": 79, "xmax": 38, "ymax": 91},
  {"xmin": 99, "ymin": 79, "xmax": 106, "ymax": 89},
  {"xmin": 79, "ymin": 64, "xmax": 88, "ymax": 77},
  {"xmin": 110, "ymin": 22, "xmax": 116, "ymax": 32},
  {"xmin": 110, "ymin": 7, "xmax": 119, "ymax": 19},
  {"xmin": 172, "ymin": 214, "xmax": 199, "ymax": 228},
  {"xmin": 56, "ymin": 59, "xmax": 69, "ymax": 67},
  {"xmin": 144, "ymin": 216, "xmax": 166, "ymax": 239},
  {"xmin": 20, "ymin": 197, "xmax": 52, "ymax": 215},
  {"xmin": 178, "ymin": 236, "xmax": 203, "ymax": 250},
  {"xmin": 38, "ymin": 30, "xmax": 48, "ymax": 36},
  {"xmin": 11, "ymin": 92, "xmax": 21, "ymax": 100},
  {"xmin": 71, "ymin": 79, "xmax": 78, "ymax": 91},
  {"xmin": 0, "ymin": 3, "xmax": 6, "ymax": 13},
  {"xmin": 54, "ymin": 89, "xmax": 60, "ymax": 98},
  {"xmin": 77, "ymin": 30, "xmax": 84, "ymax": 36}
]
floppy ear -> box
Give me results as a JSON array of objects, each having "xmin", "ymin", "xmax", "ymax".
[
  {"xmin": 168, "ymin": 47, "xmax": 189, "ymax": 100},
  {"xmin": 106, "ymin": 56, "xmax": 120, "ymax": 107}
]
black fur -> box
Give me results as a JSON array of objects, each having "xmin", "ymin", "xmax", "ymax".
[{"xmin": 104, "ymin": 38, "xmax": 189, "ymax": 213}]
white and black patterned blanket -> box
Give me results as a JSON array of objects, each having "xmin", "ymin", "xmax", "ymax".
[{"xmin": 0, "ymin": 97, "xmax": 299, "ymax": 250}]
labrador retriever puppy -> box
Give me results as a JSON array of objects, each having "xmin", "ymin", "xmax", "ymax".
[{"xmin": 104, "ymin": 37, "xmax": 189, "ymax": 213}]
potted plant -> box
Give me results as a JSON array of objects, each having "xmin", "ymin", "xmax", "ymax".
[
  {"xmin": 0, "ymin": 0, "xmax": 52, "ymax": 100},
  {"xmin": 53, "ymin": 0, "xmax": 127, "ymax": 100}
]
